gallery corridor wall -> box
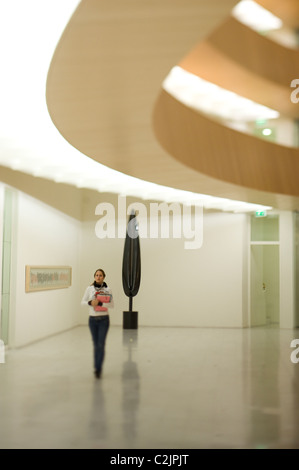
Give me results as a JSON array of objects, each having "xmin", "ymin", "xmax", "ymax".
[
  {"xmin": 0, "ymin": 185, "xmax": 82, "ymax": 348},
  {"xmin": 1, "ymin": 184, "xmax": 295, "ymax": 350},
  {"xmin": 80, "ymin": 192, "xmax": 249, "ymax": 328}
]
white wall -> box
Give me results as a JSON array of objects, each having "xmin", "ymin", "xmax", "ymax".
[
  {"xmin": 0, "ymin": 184, "xmax": 294, "ymax": 347},
  {"xmin": 80, "ymin": 193, "xmax": 248, "ymax": 328},
  {"xmin": 0, "ymin": 185, "xmax": 4, "ymax": 335},
  {"xmin": 1, "ymin": 182, "xmax": 296, "ymax": 350},
  {"xmin": 9, "ymin": 188, "xmax": 82, "ymax": 347},
  {"xmin": 8, "ymin": 184, "xmax": 297, "ymax": 349},
  {"xmin": 279, "ymin": 211, "xmax": 295, "ymax": 328}
]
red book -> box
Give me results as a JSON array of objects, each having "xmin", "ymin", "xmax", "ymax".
[{"xmin": 95, "ymin": 293, "xmax": 111, "ymax": 311}]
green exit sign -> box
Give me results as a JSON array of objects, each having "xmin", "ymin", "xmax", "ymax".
[{"xmin": 255, "ymin": 210, "xmax": 267, "ymax": 218}]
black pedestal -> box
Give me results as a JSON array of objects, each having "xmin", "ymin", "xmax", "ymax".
[{"xmin": 123, "ymin": 311, "xmax": 138, "ymax": 329}]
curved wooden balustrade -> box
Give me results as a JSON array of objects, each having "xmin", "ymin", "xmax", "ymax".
[
  {"xmin": 208, "ymin": 16, "xmax": 299, "ymax": 89},
  {"xmin": 46, "ymin": 0, "xmax": 299, "ymax": 210},
  {"xmin": 256, "ymin": 0, "xmax": 299, "ymax": 29},
  {"xmin": 179, "ymin": 17, "xmax": 299, "ymax": 119},
  {"xmin": 46, "ymin": 0, "xmax": 238, "ymax": 175},
  {"xmin": 152, "ymin": 89, "xmax": 299, "ymax": 197}
]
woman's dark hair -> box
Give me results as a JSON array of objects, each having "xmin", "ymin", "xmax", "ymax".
[
  {"xmin": 94, "ymin": 268, "xmax": 106, "ymax": 278},
  {"xmin": 90, "ymin": 268, "xmax": 106, "ymax": 286}
]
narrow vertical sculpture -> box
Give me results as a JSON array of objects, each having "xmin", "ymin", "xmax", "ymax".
[{"xmin": 122, "ymin": 210, "xmax": 141, "ymax": 329}]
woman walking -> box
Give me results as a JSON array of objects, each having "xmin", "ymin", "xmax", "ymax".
[{"xmin": 81, "ymin": 268, "xmax": 114, "ymax": 378}]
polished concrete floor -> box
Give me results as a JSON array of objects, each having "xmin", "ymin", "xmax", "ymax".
[{"xmin": 0, "ymin": 325, "xmax": 299, "ymax": 449}]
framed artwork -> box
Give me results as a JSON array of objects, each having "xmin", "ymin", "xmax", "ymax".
[{"xmin": 25, "ymin": 265, "xmax": 72, "ymax": 292}]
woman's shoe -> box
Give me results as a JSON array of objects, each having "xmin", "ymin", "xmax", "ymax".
[{"xmin": 94, "ymin": 370, "xmax": 101, "ymax": 379}]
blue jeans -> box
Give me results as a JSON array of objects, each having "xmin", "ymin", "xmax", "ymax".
[{"xmin": 89, "ymin": 315, "xmax": 110, "ymax": 372}]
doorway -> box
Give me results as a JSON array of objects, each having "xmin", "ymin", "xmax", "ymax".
[
  {"xmin": 1, "ymin": 187, "xmax": 14, "ymax": 345},
  {"xmin": 250, "ymin": 214, "xmax": 280, "ymax": 327},
  {"xmin": 250, "ymin": 244, "xmax": 280, "ymax": 326}
]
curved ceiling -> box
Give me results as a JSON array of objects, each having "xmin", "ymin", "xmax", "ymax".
[
  {"xmin": 255, "ymin": 0, "xmax": 299, "ymax": 28},
  {"xmin": 153, "ymin": 89, "xmax": 299, "ymax": 196},
  {"xmin": 179, "ymin": 16, "xmax": 299, "ymax": 117},
  {"xmin": 46, "ymin": 0, "xmax": 299, "ymax": 211}
]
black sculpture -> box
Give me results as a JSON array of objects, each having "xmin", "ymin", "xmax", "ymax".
[{"xmin": 122, "ymin": 210, "xmax": 141, "ymax": 329}]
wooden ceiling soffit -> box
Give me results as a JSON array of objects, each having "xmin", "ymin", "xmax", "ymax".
[
  {"xmin": 45, "ymin": 0, "xmax": 238, "ymax": 179},
  {"xmin": 255, "ymin": 0, "xmax": 299, "ymax": 29},
  {"xmin": 179, "ymin": 33, "xmax": 299, "ymax": 120},
  {"xmin": 152, "ymin": 89, "xmax": 299, "ymax": 198},
  {"xmin": 46, "ymin": 0, "xmax": 299, "ymax": 209},
  {"xmin": 207, "ymin": 16, "xmax": 299, "ymax": 90}
]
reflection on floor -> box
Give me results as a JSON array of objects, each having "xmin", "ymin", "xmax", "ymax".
[{"xmin": 0, "ymin": 325, "xmax": 299, "ymax": 449}]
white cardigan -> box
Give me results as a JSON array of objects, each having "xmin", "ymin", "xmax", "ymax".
[{"xmin": 81, "ymin": 284, "xmax": 114, "ymax": 317}]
